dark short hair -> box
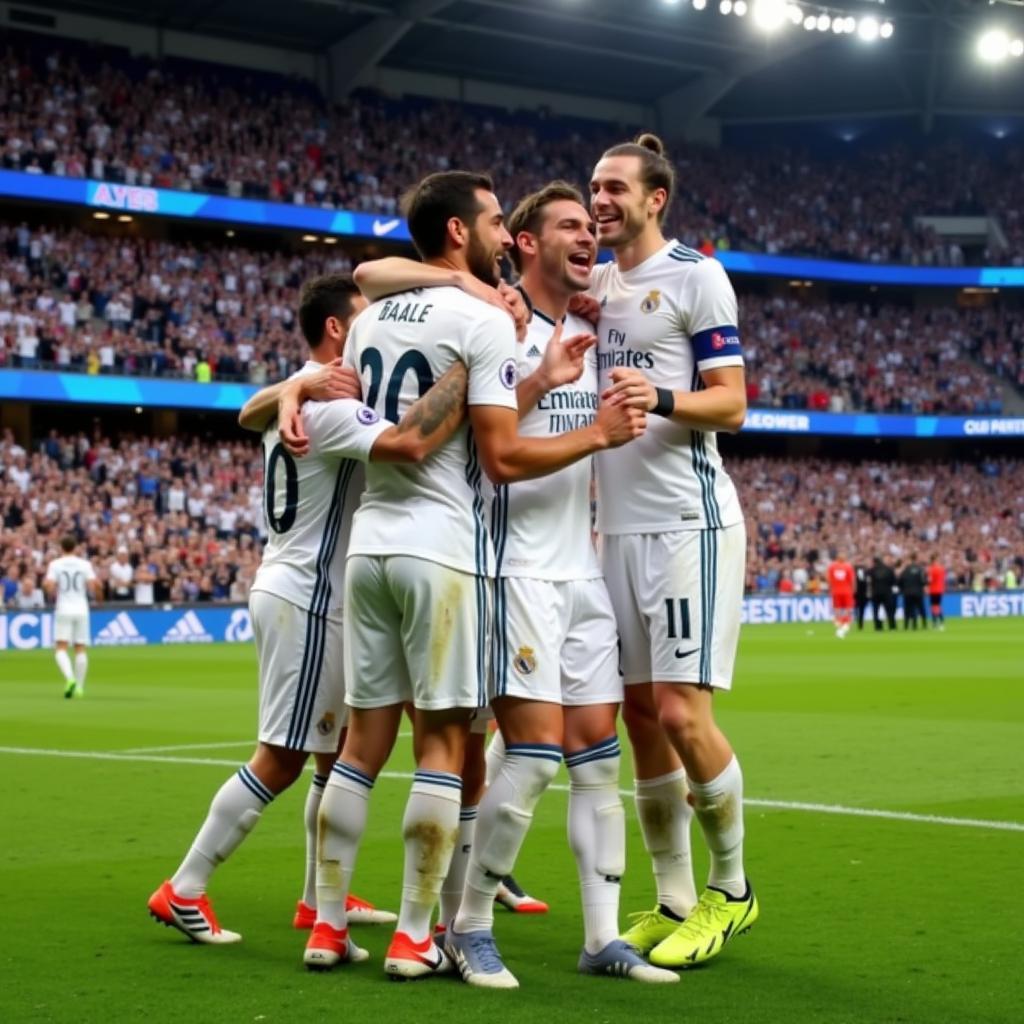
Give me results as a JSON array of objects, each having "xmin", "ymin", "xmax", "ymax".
[
  {"xmin": 60, "ymin": 535, "xmax": 76, "ymax": 553},
  {"xmin": 507, "ymin": 181, "xmax": 586, "ymax": 272},
  {"xmin": 297, "ymin": 274, "xmax": 361, "ymax": 347},
  {"xmin": 401, "ymin": 171, "xmax": 495, "ymax": 260},
  {"xmin": 600, "ymin": 132, "xmax": 675, "ymax": 224}
]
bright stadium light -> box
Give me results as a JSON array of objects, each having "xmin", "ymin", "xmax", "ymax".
[
  {"xmin": 720, "ymin": 0, "xmax": 732, "ymax": 13},
  {"xmin": 817, "ymin": 12, "xmax": 831, "ymax": 31},
  {"xmin": 693, "ymin": 0, "xmax": 707, "ymax": 9},
  {"xmin": 977, "ymin": 28, "xmax": 1011, "ymax": 64},
  {"xmin": 752, "ymin": 0, "xmax": 787, "ymax": 31},
  {"xmin": 786, "ymin": 3, "xmax": 803, "ymax": 25},
  {"xmin": 857, "ymin": 15, "xmax": 879, "ymax": 41},
  {"xmin": 843, "ymin": 15, "xmax": 856, "ymax": 32},
  {"xmin": 734, "ymin": 0, "xmax": 749, "ymax": 16},
  {"xmin": 804, "ymin": 13, "xmax": 816, "ymax": 29},
  {"xmin": 1011, "ymin": 38, "xmax": 1024, "ymax": 58},
  {"xmin": 880, "ymin": 20, "xmax": 893, "ymax": 39},
  {"xmin": 832, "ymin": 17, "xmax": 845, "ymax": 33}
]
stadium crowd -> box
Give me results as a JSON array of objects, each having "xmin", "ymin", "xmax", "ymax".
[
  {"xmin": 2, "ymin": 30, "xmax": 1024, "ymax": 265},
  {"xmin": 1, "ymin": 429, "xmax": 1021, "ymax": 608},
  {"xmin": 734, "ymin": 456, "xmax": 1024, "ymax": 595},
  {"xmin": 0, "ymin": 221, "xmax": 1019, "ymax": 411},
  {"xmin": 0, "ymin": 428, "xmax": 263, "ymax": 609}
]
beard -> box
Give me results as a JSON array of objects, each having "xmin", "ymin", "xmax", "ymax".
[
  {"xmin": 598, "ymin": 204, "xmax": 646, "ymax": 248},
  {"xmin": 466, "ymin": 230, "xmax": 502, "ymax": 286}
]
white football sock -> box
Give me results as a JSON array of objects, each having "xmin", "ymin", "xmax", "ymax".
[
  {"xmin": 567, "ymin": 736, "xmax": 623, "ymax": 954},
  {"xmin": 396, "ymin": 770, "xmax": 462, "ymax": 942},
  {"xmin": 55, "ymin": 648, "xmax": 73, "ymax": 682},
  {"xmin": 316, "ymin": 761, "xmax": 374, "ymax": 929},
  {"xmin": 635, "ymin": 768, "xmax": 698, "ymax": 918},
  {"xmin": 74, "ymin": 652, "xmax": 88, "ymax": 689},
  {"xmin": 301, "ymin": 772, "xmax": 328, "ymax": 908},
  {"xmin": 171, "ymin": 765, "xmax": 274, "ymax": 897},
  {"xmin": 439, "ymin": 805, "xmax": 477, "ymax": 925},
  {"xmin": 688, "ymin": 755, "xmax": 746, "ymax": 898},
  {"xmin": 484, "ymin": 729, "xmax": 506, "ymax": 787},
  {"xmin": 455, "ymin": 744, "xmax": 561, "ymax": 934}
]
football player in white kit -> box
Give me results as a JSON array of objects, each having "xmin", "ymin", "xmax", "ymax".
[
  {"xmin": 305, "ymin": 171, "xmax": 645, "ymax": 985},
  {"xmin": 148, "ymin": 275, "xmax": 470, "ymax": 947},
  {"xmin": 587, "ymin": 133, "xmax": 757, "ymax": 969},
  {"xmin": 44, "ymin": 535, "xmax": 98, "ymax": 698}
]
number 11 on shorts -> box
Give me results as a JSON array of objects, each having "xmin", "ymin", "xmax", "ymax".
[{"xmin": 664, "ymin": 598, "xmax": 691, "ymax": 640}]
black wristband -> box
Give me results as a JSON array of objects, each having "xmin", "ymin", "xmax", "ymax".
[{"xmin": 652, "ymin": 387, "xmax": 675, "ymax": 417}]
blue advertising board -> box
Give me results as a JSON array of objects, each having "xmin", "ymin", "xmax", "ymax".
[
  {"xmin": 2, "ymin": 594, "xmax": 1019, "ymax": 650},
  {"xmin": 2, "ymin": 169, "xmax": 1023, "ymax": 287},
  {"xmin": 3, "ymin": 369, "xmax": 1022, "ymax": 439}
]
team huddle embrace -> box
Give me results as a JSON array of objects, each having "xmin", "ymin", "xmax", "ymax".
[{"xmin": 148, "ymin": 133, "xmax": 759, "ymax": 989}]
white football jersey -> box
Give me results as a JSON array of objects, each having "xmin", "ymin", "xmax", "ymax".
[
  {"xmin": 344, "ymin": 286, "xmax": 518, "ymax": 577},
  {"xmin": 493, "ymin": 307, "xmax": 601, "ymax": 581},
  {"xmin": 45, "ymin": 555, "xmax": 96, "ymax": 614},
  {"xmin": 590, "ymin": 241, "xmax": 744, "ymax": 534},
  {"xmin": 250, "ymin": 362, "xmax": 391, "ymax": 617}
]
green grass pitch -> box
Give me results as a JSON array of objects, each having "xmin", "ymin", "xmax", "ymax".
[{"xmin": 1, "ymin": 619, "xmax": 1022, "ymax": 1024}]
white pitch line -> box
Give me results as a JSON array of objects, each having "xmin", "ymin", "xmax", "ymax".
[
  {"xmin": 119, "ymin": 740, "xmax": 254, "ymax": 754},
  {"xmin": 121, "ymin": 731, "xmax": 415, "ymax": 754},
  {"xmin": 2, "ymin": 745, "xmax": 1022, "ymax": 834}
]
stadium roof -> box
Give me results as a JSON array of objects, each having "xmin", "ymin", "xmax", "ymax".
[{"xmin": 22, "ymin": 0, "xmax": 1024, "ymax": 125}]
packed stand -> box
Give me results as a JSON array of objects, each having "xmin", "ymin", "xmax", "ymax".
[
  {"xmin": 741, "ymin": 296, "xmax": 1019, "ymax": 414},
  {"xmin": 0, "ymin": 428, "xmax": 264, "ymax": 609},
  {"xmin": 1, "ymin": 221, "xmax": 1020, "ymax": 408},
  {"xmin": 733, "ymin": 455, "xmax": 1024, "ymax": 594},
  {"xmin": 0, "ymin": 222, "xmax": 351, "ymax": 381},
  {"xmin": 3, "ymin": 30, "xmax": 1024, "ymax": 265}
]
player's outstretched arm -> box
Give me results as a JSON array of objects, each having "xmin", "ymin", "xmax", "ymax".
[
  {"xmin": 369, "ymin": 361, "xmax": 469, "ymax": 464},
  {"xmin": 237, "ymin": 360, "xmax": 358, "ymax": 433},
  {"xmin": 602, "ymin": 365, "xmax": 747, "ymax": 433},
  {"xmin": 470, "ymin": 399, "xmax": 645, "ymax": 485},
  {"xmin": 516, "ymin": 319, "xmax": 597, "ymax": 417}
]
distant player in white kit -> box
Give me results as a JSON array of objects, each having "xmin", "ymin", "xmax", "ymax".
[
  {"xmin": 148, "ymin": 275, "xmax": 470, "ymax": 946},
  {"xmin": 589, "ymin": 134, "xmax": 758, "ymax": 968},
  {"xmin": 44, "ymin": 535, "xmax": 98, "ymax": 698}
]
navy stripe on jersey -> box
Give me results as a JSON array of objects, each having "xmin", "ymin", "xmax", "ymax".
[
  {"xmin": 668, "ymin": 247, "xmax": 702, "ymax": 264},
  {"xmin": 464, "ymin": 428, "xmax": 488, "ymax": 577},
  {"xmin": 286, "ymin": 459, "xmax": 355, "ymax": 749},
  {"xmin": 671, "ymin": 243, "xmax": 705, "ymax": 261},
  {"xmin": 687, "ymin": 368, "xmax": 722, "ymax": 529}
]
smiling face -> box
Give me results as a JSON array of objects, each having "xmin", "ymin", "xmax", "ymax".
[
  {"xmin": 464, "ymin": 189, "xmax": 513, "ymax": 286},
  {"xmin": 520, "ymin": 198, "xmax": 596, "ymax": 293},
  {"xmin": 590, "ymin": 154, "xmax": 666, "ymax": 249}
]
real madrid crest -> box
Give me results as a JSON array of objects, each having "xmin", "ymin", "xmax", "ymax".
[
  {"xmin": 513, "ymin": 646, "xmax": 537, "ymax": 675},
  {"xmin": 640, "ymin": 290, "xmax": 661, "ymax": 314},
  {"xmin": 316, "ymin": 711, "xmax": 336, "ymax": 736}
]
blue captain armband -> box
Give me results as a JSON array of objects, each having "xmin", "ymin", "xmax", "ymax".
[{"xmin": 691, "ymin": 325, "xmax": 743, "ymax": 364}]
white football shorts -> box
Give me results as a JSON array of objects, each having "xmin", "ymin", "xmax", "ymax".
[
  {"xmin": 601, "ymin": 522, "xmax": 745, "ymax": 690},
  {"xmin": 492, "ymin": 576, "xmax": 622, "ymax": 706},
  {"xmin": 250, "ymin": 590, "xmax": 346, "ymax": 754},
  {"xmin": 344, "ymin": 555, "xmax": 490, "ymax": 711},
  {"xmin": 54, "ymin": 611, "xmax": 90, "ymax": 646}
]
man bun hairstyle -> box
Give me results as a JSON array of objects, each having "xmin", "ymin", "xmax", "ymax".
[
  {"xmin": 298, "ymin": 273, "xmax": 361, "ymax": 347},
  {"xmin": 601, "ymin": 131, "xmax": 675, "ymax": 223},
  {"xmin": 507, "ymin": 180, "xmax": 586, "ymax": 272},
  {"xmin": 401, "ymin": 170, "xmax": 495, "ymax": 260}
]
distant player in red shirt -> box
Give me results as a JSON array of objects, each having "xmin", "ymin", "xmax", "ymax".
[
  {"xmin": 827, "ymin": 551, "xmax": 856, "ymax": 638},
  {"xmin": 927, "ymin": 555, "xmax": 946, "ymax": 630}
]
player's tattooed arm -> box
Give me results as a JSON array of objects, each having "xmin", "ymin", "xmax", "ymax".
[{"xmin": 369, "ymin": 361, "xmax": 469, "ymax": 464}]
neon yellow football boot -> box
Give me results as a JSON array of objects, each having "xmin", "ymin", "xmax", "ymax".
[
  {"xmin": 649, "ymin": 884, "xmax": 758, "ymax": 968},
  {"xmin": 619, "ymin": 905, "xmax": 683, "ymax": 955}
]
